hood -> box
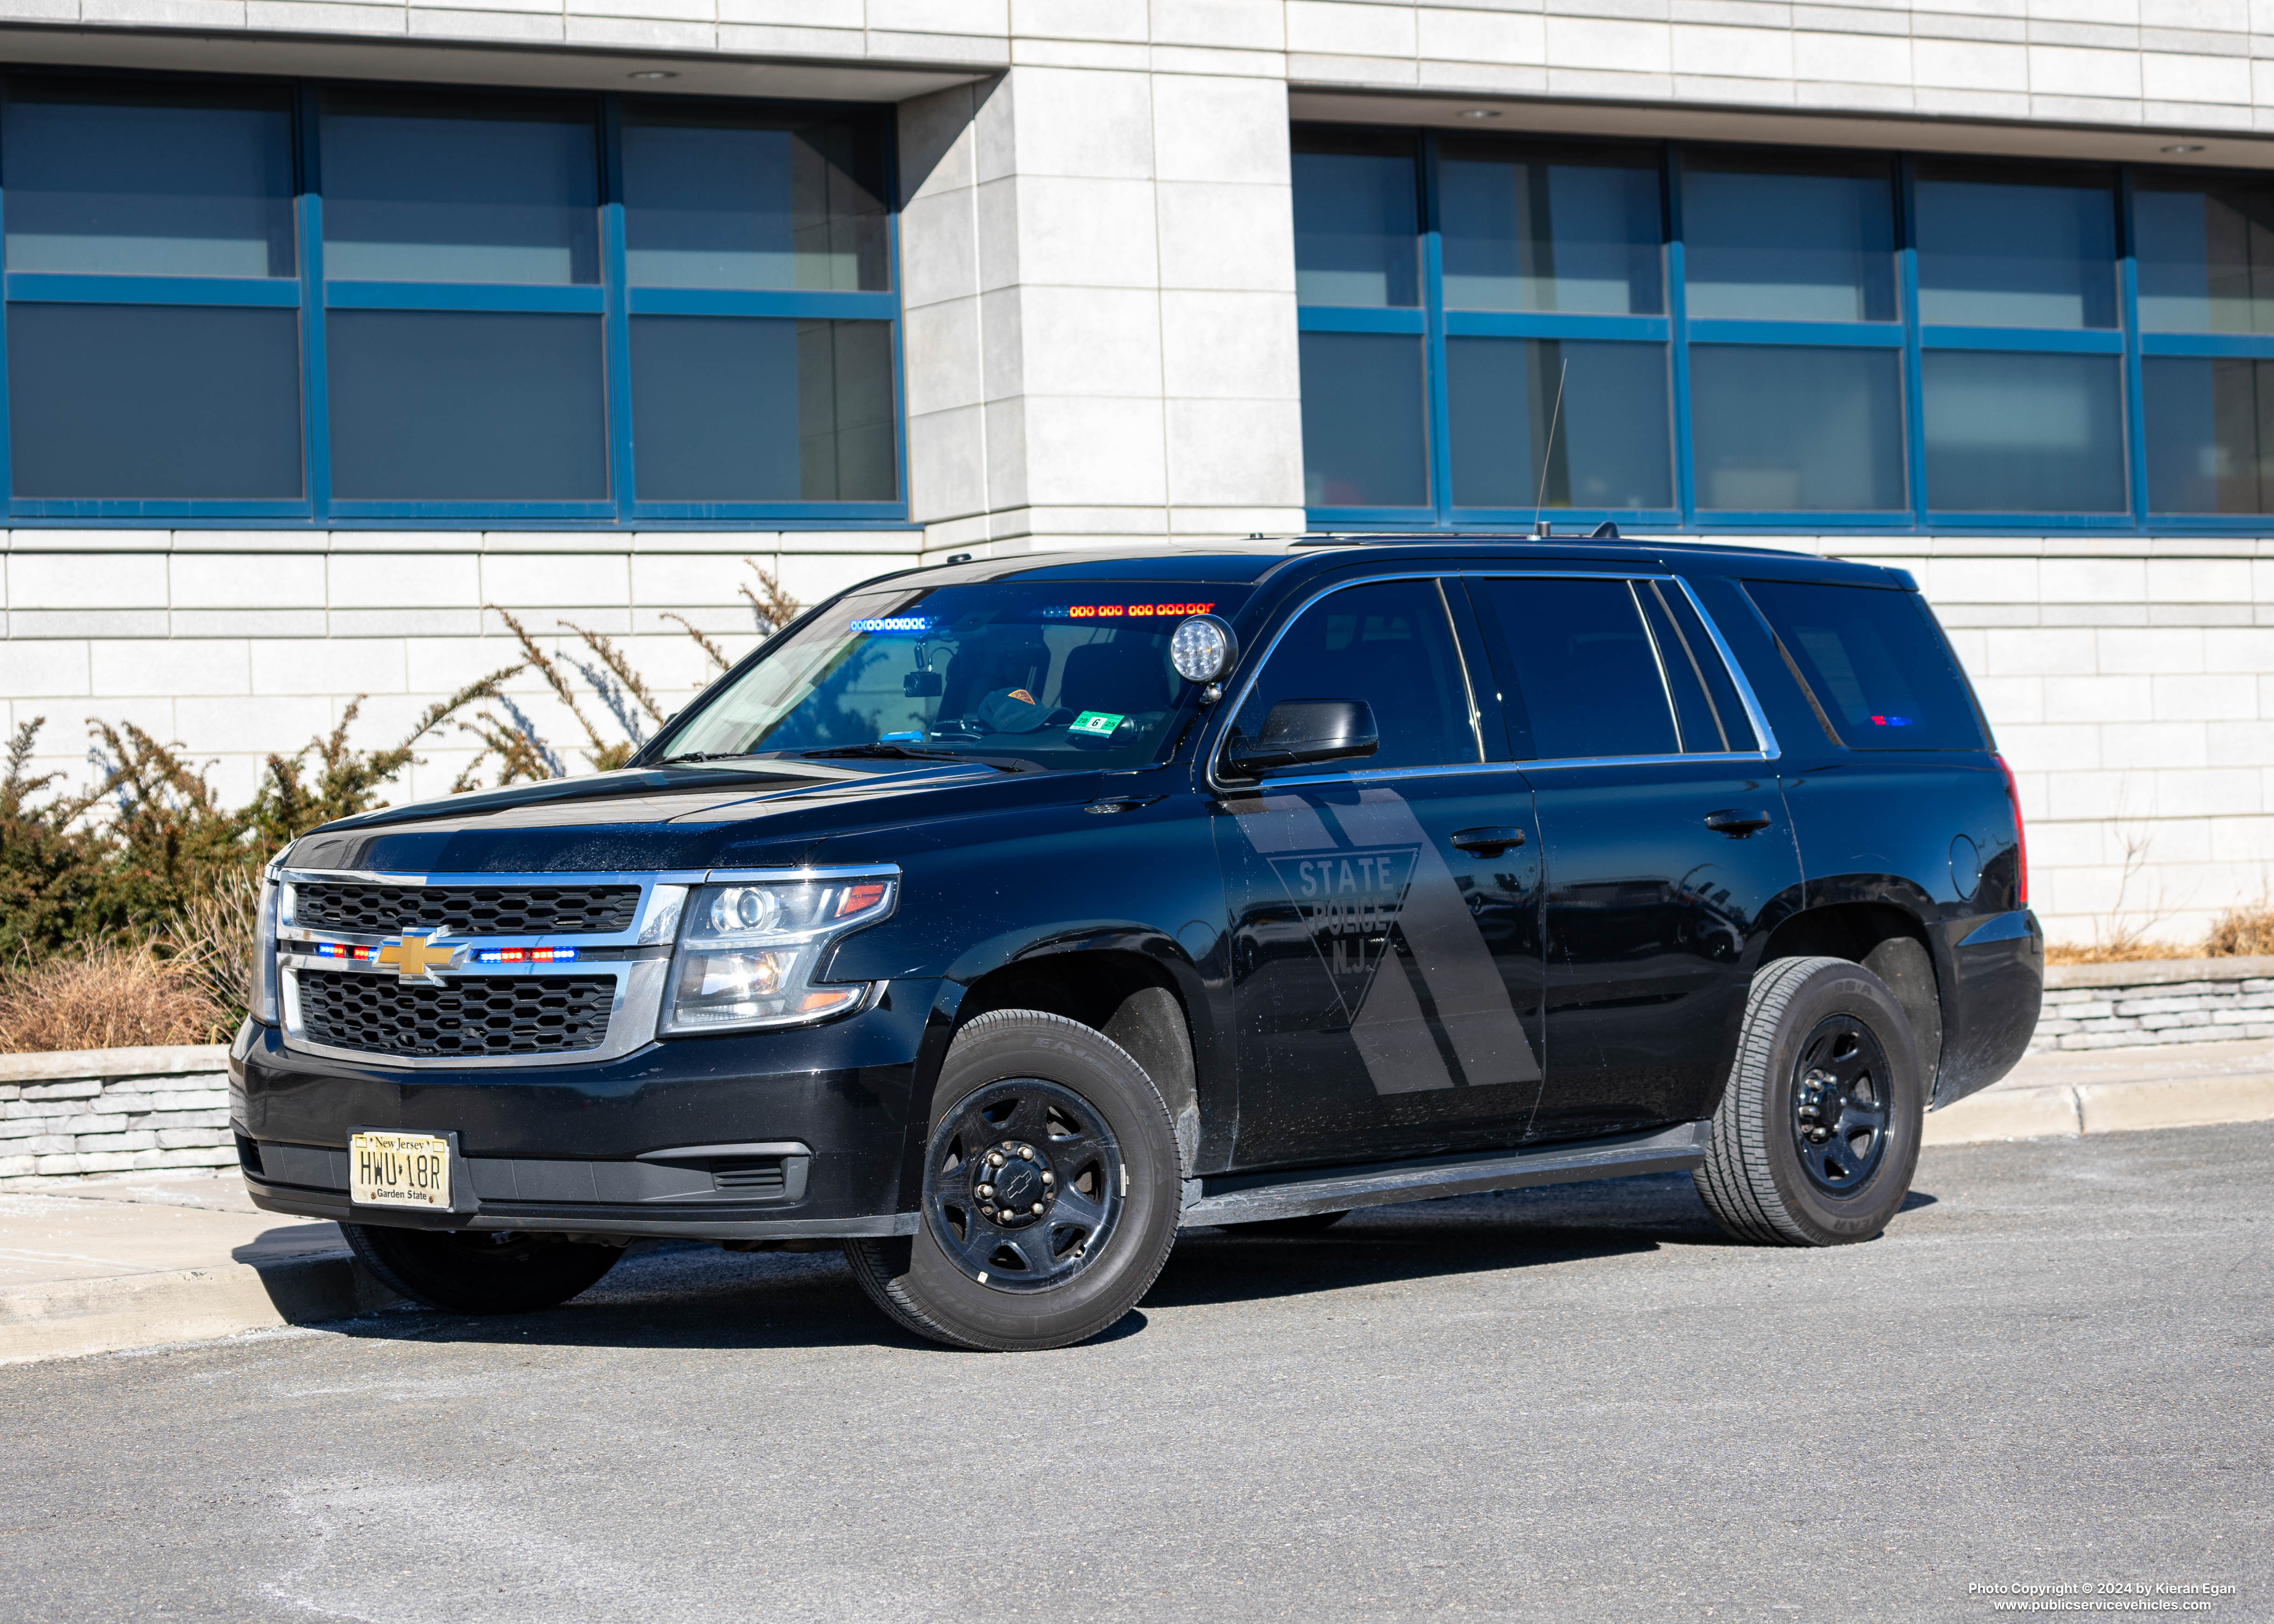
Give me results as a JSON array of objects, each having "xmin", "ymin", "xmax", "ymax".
[{"xmin": 285, "ymin": 760, "xmax": 1104, "ymax": 876}]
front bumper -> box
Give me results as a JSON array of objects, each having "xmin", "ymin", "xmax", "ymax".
[{"xmin": 233, "ymin": 979, "xmax": 941, "ymax": 1241}]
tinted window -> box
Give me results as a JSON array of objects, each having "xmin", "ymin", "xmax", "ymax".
[
  {"xmin": 1437, "ymin": 140, "xmax": 1662, "ymax": 315},
  {"xmin": 1914, "ymin": 161, "xmax": 2118, "ymax": 328},
  {"xmin": 1233, "ymin": 580, "xmax": 1475, "ymax": 773},
  {"xmin": 1445, "ymin": 337, "xmax": 1671, "ymax": 510},
  {"xmin": 1, "ymin": 78, "xmax": 295, "ymax": 278},
  {"xmin": 1689, "ymin": 345, "xmax": 1906, "ymax": 513},
  {"xmin": 1658, "ymin": 582, "xmax": 1758, "ymax": 752},
  {"xmin": 1681, "ymin": 150, "xmax": 1895, "ymax": 323},
  {"xmin": 1743, "ymin": 580, "xmax": 1985, "ymax": 752},
  {"xmin": 1291, "ymin": 130, "xmax": 1420, "ymax": 307},
  {"xmin": 2134, "ymin": 172, "xmax": 2274, "ymax": 334},
  {"xmin": 1298, "ymin": 332, "xmax": 1429, "ymax": 507},
  {"xmin": 622, "ymin": 102, "xmax": 887, "ymax": 292},
  {"xmin": 1469, "ymin": 577, "xmax": 1679, "ymax": 761},
  {"xmin": 1921, "ymin": 350, "xmax": 2126, "ymax": 513},
  {"xmin": 320, "ymin": 90, "xmax": 600, "ymax": 284},
  {"xmin": 2143, "ymin": 355, "xmax": 2274, "ymax": 514}
]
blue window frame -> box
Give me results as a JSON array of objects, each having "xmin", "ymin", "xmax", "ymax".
[
  {"xmin": 1295, "ymin": 125, "xmax": 2274, "ymax": 534},
  {"xmin": 0, "ymin": 70, "xmax": 906, "ymax": 527}
]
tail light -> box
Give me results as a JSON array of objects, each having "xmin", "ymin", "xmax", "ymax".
[{"xmin": 1995, "ymin": 753, "xmax": 2028, "ymax": 908}]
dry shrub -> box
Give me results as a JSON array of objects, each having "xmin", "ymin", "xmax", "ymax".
[
  {"xmin": 2043, "ymin": 939, "xmax": 2180, "ymax": 965},
  {"xmin": 0, "ymin": 940, "xmax": 230, "ymax": 1053},
  {"xmin": 2203, "ymin": 900, "xmax": 2274, "ymax": 958},
  {"xmin": 170, "ymin": 867, "xmax": 260, "ymax": 1020}
]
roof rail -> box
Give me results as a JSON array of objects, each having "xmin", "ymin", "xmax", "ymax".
[{"xmin": 1286, "ymin": 521, "xmax": 1628, "ymax": 548}]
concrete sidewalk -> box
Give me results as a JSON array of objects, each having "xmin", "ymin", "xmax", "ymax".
[
  {"xmin": 0, "ymin": 1174, "xmax": 395, "ymax": 1366},
  {"xmin": 3, "ymin": 1037, "xmax": 2270, "ymax": 1368}
]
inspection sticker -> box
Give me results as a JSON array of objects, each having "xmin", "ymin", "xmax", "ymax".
[{"xmin": 1070, "ymin": 711, "xmax": 1126, "ymax": 738}]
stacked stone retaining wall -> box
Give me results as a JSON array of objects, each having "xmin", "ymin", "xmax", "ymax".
[
  {"xmin": 0, "ymin": 1046, "xmax": 232, "ymax": 1187},
  {"xmin": 2030, "ymin": 958, "xmax": 2274, "ymax": 1053}
]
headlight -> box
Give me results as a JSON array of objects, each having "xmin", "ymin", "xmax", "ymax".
[
  {"xmin": 662, "ymin": 874, "xmax": 896, "ymax": 1035},
  {"xmin": 251, "ymin": 872, "xmax": 281, "ymax": 1025}
]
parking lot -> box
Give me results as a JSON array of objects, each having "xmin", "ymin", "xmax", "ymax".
[{"xmin": 2, "ymin": 1124, "xmax": 2265, "ymax": 1624}]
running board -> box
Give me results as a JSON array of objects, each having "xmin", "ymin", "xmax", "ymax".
[{"xmin": 1179, "ymin": 1120, "xmax": 1713, "ymax": 1229}]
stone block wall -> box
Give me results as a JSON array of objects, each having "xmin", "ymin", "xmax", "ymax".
[
  {"xmin": 2029, "ymin": 958, "xmax": 2274, "ymax": 1052},
  {"xmin": 0, "ymin": 1046, "xmax": 234, "ymax": 1186}
]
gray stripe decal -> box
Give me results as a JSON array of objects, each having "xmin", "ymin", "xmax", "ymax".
[{"xmin": 1333, "ymin": 789, "xmax": 1541, "ymax": 1091}]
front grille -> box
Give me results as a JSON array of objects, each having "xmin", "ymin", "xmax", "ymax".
[
  {"xmin": 293, "ymin": 882, "xmax": 641, "ymax": 937},
  {"xmin": 298, "ymin": 969, "xmax": 615, "ymax": 1058}
]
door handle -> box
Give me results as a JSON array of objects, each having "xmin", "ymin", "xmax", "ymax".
[
  {"xmin": 1450, "ymin": 826, "xmax": 1527, "ymax": 856},
  {"xmin": 1704, "ymin": 808, "xmax": 1772, "ymax": 837}
]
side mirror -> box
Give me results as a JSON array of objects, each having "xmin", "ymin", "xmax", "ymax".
[{"xmin": 1222, "ymin": 699, "xmax": 1379, "ymax": 776}]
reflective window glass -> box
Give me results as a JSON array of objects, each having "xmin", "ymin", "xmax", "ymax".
[
  {"xmin": 1291, "ymin": 130, "xmax": 1420, "ymax": 307},
  {"xmin": 1298, "ymin": 332, "xmax": 1429, "ymax": 507},
  {"xmin": 1922, "ymin": 350, "xmax": 2126, "ymax": 513},
  {"xmin": 320, "ymin": 91, "xmax": 599, "ymax": 284},
  {"xmin": 1, "ymin": 77, "xmax": 294, "ymax": 278},
  {"xmin": 1743, "ymin": 579, "xmax": 1985, "ymax": 751},
  {"xmin": 622, "ymin": 104, "xmax": 887, "ymax": 291},
  {"xmin": 1657, "ymin": 582, "xmax": 1756, "ymax": 751},
  {"xmin": 632, "ymin": 316, "xmax": 895, "ymax": 502},
  {"xmin": 6, "ymin": 303, "xmax": 301, "ymax": 498},
  {"xmin": 1681, "ymin": 151, "xmax": 1895, "ymax": 322},
  {"xmin": 1234, "ymin": 580, "xmax": 1475, "ymax": 773},
  {"xmin": 1689, "ymin": 345, "xmax": 1905, "ymax": 512},
  {"xmin": 1445, "ymin": 337, "xmax": 1671, "ymax": 510},
  {"xmin": 1437, "ymin": 141, "xmax": 1662, "ymax": 314},
  {"xmin": 2134, "ymin": 173, "xmax": 2274, "ymax": 334},
  {"xmin": 2143, "ymin": 355, "xmax": 2274, "ymax": 515},
  {"xmin": 1634, "ymin": 580, "xmax": 1728, "ymax": 753},
  {"xmin": 327, "ymin": 310, "xmax": 606, "ymax": 500},
  {"xmin": 1469, "ymin": 576, "xmax": 1678, "ymax": 761},
  {"xmin": 1915, "ymin": 161, "xmax": 2118, "ymax": 328}
]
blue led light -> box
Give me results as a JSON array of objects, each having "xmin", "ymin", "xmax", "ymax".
[
  {"xmin": 851, "ymin": 616, "xmax": 932, "ymax": 634},
  {"xmin": 474, "ymin": 947, "xmax": 579, "ymax": 963}
]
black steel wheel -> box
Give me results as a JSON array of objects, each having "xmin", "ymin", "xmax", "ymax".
[
  {"xmin": 1789, "ymin": 1015, "xmax": 1892, "ymax": 1193},
  {"xmin": 924, "ymin": 1077, "xmax": 1124, "ymax": 1292},
  {"xmin": 342, "ymin": 1224, "xmax": 621, "ymax": 1314},
  {"xmin": 843, "ymin": 1009, "xmax": 1183, "ymax": 1351},
  {"xmin": 1693, "ymin": 955, "xmax": 1925, "ymax": 1247}
]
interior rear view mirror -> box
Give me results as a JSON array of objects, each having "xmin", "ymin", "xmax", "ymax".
[{"xmin": 904, "ymin": 670, "xmax": 944, "ymax": 697}]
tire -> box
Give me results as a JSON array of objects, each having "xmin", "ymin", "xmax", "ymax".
[
  {"xmin": 843, "ymin": 1009, "xmax": 1184, "ymax": 1352},
  {"xmin": 1693, "ymin": 955, "xmax": 1925, "ymax": 1248},
  {"xmin": 342, "ymin": 1223, "xmax": 622, "ymax": 1314},
  {"xmin": 1232, "ymin": 1211, "xmax": 1348, "ymax": 1237}
]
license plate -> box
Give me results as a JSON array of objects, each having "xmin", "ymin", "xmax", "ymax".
[{"xmin": 350, "ymin": 1131, "xmax": 452, "ymax": 1209}]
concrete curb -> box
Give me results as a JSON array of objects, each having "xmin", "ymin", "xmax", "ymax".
[
  {"xmin": 6, "ymin": 1070, "xmax": 2270, "ymax": 1369},
  {"xmin": 1921, "ymin": 1073, "xmax": 2274, "ymax": 1145},
  {"xmin": 0, "ymin": 1246, "xmax": 400, "ymax": 1367}
]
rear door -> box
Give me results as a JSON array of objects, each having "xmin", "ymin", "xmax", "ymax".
[
  {"xmin": 1463, "ymin": 571, "xmax": 1803, "ymax": 1144},
  {"xmin": 1211, "ymin": 574, "xmax": 1547, "ymax": 1170}
]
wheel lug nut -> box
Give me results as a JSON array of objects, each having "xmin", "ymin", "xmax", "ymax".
[
  {"xmin": 978, "ymin": 1184, "xmax": 994, "ymax": 1198},
  {"xmin": 1019, "ymin": 1147, "xmax": 1034, "ymax": 1161},
  {"xmin": 1041, "ymin": 1172, "xmax": 1054, "ymax": 1185},
  {"xmin": 988, "ymin": 1152, "xmax": 1004, "ymax": 1167},
  {"xmin": 1031, "ymin": 1202, "xmax": 1044, "ymax": 1214}
]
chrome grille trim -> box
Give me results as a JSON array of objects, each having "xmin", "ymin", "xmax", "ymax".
[{"xmin": 272, "ymin": 865, "xmax": 898, "ymax": 1069}]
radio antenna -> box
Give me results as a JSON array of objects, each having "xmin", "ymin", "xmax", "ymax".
[{"xmin": 1531, "ymin": 356, "xmax": 1569, "ymax": 538}]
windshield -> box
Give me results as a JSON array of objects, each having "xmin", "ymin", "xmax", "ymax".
[{"xmin": 660, "ymin": 581, "xmax": 1250, "ymax": 772}]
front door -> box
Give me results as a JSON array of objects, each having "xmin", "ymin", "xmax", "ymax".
[
  {"xmin": 1464, "ymin": 571, "xmax": 1805, "ymax": 1144},
  {"xmin": 1211, "ymin": 576, "xmax": 1546, "ymax": 1170}
]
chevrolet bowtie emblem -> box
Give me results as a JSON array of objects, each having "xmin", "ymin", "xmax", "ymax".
[{"xmin": 377, "ymin": 933, "xmax": 454, "ymax": 979}]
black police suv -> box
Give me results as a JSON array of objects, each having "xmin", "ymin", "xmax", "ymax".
[{"xmin": 234, "ymin": 535, "xmax": 2042, "ymax": 1351}]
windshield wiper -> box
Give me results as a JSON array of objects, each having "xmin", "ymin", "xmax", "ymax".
[
  {"xmin": 655, "ymin": 751, "xmax": 749, "ymax": 765},
  {"xmin": 790, "ymin": 744, "xmax": 1035, "ymax": 773}
]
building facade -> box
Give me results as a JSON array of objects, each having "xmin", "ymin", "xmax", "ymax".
[{"xmin": 3, "ymin": 0, "xmax": 2274, "ymax": 945}]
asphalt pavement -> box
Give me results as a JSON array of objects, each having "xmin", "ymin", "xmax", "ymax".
[{"xmin": 2, "ymin": 1125, "xmax": 2267, "ymax": 1624}]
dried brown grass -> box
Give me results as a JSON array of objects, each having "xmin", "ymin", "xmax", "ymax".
[
  {"xmin": 0, "ymin": 939, "xmax": 230, "ymax": 1053},
  {"xmin": 2048, "ymin": 897, "xmax": 2274, "ymax": 964}
]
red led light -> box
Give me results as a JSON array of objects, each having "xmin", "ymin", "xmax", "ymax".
[{"xmin": 1067, "ymin": 601, "xmax": 1214, "ymax": 620}]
